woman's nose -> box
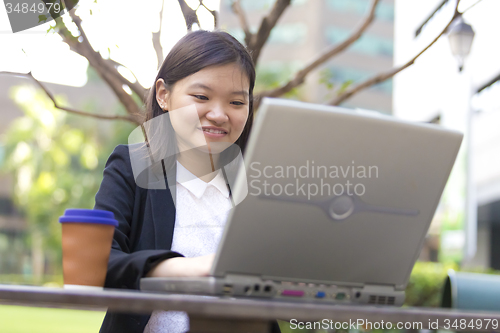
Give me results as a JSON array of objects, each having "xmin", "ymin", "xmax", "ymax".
[{"xmin": 205, "ymin": 104, "xmax": 229, "ymax": 124}]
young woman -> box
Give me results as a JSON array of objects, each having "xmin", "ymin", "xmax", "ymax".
[{"xmin": 94, "ymin": 30, "xmax": 281, "ymax": 333}]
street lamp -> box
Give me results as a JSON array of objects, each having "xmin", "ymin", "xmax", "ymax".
[
  {"xmin": 447, "ymin": 17, "xmax": 477, "ymax": 263},
  {"xmin": 447, "ymin": 17, "xmax": 476, "ymax": 71}
]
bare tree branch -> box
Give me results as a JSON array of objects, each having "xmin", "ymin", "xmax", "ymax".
[
  {"xmin": 1, "ymin": 72, "xmax": 135, "ymax": 122},
  {"xmin": 106, "ymin": 58, "xmax": 149, "ymax": 101},
  {"xmin": 59, "ymin": 1, "xmax": 147, "ymax": 101},
  {"xmin": 256, "ymin": 0, "xmax": 380, "ymax": 101},
  {"xmin": 59, "ymin": 36, "xmax": 148, "ymax": 100},
  {"xmin": 54, "ymin": 10, "xmax": 144, "ymax": 124},
  {"xmin": 54, "ymin": 10, "xmax": 148, "ymax": 101},
  {"xmin": 329, "ymin": 0, "xmax": 462, "ymax": 106},
  {"xmin": 461, "ymin": 0, "xmax": 485, "ymax": 14},
  {"xmin": 178, "ymin": 0, "xmax": 200, "ymax": 31},
  {"xmin": 200, "ymin": 0, "xmax": 218, "ymax": 28},
  {"xmin": 231, "ymin": 0, "xmax": 252, "ymax": 46},
  {"xmin": 153, "ymin": 0, "xmax": 165, "ymax": 70},
  {"xmin": 248, "ymin": 0, "xmax": 291, "ymax": 65},
  {"xmin": 415, "ymin": 0, "xmax": 448, "ymax": 37}
]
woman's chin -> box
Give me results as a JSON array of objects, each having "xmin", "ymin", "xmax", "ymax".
[
  {"xmin": 207, "ymin": 141, "xmax": 232, "ymax": 154},
  {"xmin": 190, "ymin": 141, "xmax": 230, "ymax": 155}
]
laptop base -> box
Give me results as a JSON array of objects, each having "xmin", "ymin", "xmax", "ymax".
[{"xmin": 140, "ymin": 275, "xmax": 405, "ymax": 306}]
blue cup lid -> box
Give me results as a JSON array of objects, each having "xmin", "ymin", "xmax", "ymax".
[{"xmin": 59, "ymin": 209, "xmax": 118, "ymax": 227}]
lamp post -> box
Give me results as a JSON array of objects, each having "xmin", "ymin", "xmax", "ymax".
[
  {"xmin": 447, "ymin": 17, "xmax": 476, "ymax": 262},
  {"xmin": 448, "ymin": 18, "xmax": 475, "ymax": 71}
]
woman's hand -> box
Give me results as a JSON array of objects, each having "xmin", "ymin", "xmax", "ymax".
[{"xmin": 146, "ymin": 254, "xmax": 215, "ymax": 278}]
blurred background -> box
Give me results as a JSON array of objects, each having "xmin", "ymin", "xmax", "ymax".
[{"xmin": 0, "ymin": 0, "xmax": 499, "ymax": 324}]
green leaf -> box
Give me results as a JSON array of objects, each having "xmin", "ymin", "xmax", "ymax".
[
  {"xmin": 39, "ymin": 15, "xmax": 48, "ymax": 23},
  {"xmin": 338, "ymin": 79, "xmax": 354, "ymax": 95},
  {"xmin": 46, "ymin": 24, "xmax": 56, "ymax": 33},
  {"xmin": 318, "ymin": 68, "xmax": 333, "ymax": 84}
]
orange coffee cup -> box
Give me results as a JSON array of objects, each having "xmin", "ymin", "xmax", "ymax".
[{"xmin": 59, "ymin": 209, "xmax": 118, "ymax": 288}]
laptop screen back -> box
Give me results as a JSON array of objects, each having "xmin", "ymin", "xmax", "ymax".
[{"xmin": 212, "ymin": 98, "xmax": 462, "ymax": 290}]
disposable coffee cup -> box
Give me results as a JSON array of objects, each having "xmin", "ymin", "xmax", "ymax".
[{"xmin": 59, "ymin": 209, "xmax": 118, "ymax": 289}]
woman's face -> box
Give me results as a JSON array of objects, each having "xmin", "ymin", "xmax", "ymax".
[{"xmin": 156, "ymin": 63, "xmax": 250, "ymax": 154}]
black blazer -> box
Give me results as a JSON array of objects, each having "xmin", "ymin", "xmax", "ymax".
[
  {"xmin": 95, "ymin": 144, "xmax": 183, "ymax": 332},
  {"xmin": 95, "ymin": 145, "xmax": 280, "ymax": 333}
]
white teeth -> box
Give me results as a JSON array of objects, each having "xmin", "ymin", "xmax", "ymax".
[{"xmin": 203, "ymin": 128, "xmax": 225, "ymax": 134}]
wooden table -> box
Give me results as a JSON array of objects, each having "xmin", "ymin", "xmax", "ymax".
[{"xmin": 1, "ymin": 284, "xmax": 500, "ymax": 332}]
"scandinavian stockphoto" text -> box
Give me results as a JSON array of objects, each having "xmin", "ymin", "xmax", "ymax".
[{"xmin": 249, "ymin": 161, "xmax": 378, "ymax": 199}]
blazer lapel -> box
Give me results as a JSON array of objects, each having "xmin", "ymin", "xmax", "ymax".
[{"xmin": 149, "ymin": 165, "xmax": 177, "ymax": 250}]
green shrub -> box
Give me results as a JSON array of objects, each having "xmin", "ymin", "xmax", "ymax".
[
  {"xmin": 404, "ymin": 261, "xmax": 500, "ymax": 307},
  {"xmin": 404, "ymin": 261, "xmax": 457, "ymax": 307}
]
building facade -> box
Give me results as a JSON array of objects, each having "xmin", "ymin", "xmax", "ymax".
[{"xmin": 219, "ymin": 0, "xmax": 395, "ymax": 113}]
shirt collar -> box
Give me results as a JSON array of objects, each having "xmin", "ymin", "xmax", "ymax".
[{"xmin": 176, "ymin": 161, "xmax": 230, "ymax": 199}]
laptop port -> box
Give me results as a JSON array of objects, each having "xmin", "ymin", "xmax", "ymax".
[
  {"xmin": 264, "ymin": 285, "xmax": 272, "ymax": 293},
  {"xmin": 282, "ymin": 289, "xmax": 304, "ymax": 297},
  {"xmin": 254, "ymin": 284, "xmax": 260, "ymax": 292},
  {"xmin": 315, "ymin": 291, "xmax": 326, "ymax": 298},
  {"xmin": 223, "ymin": 284, "xmax": 233, "ymax": 295},
  {"xmin": 244, "ymin": 286, "xmax": 252, "ymax": 295},
  {"xmin": 335, "ymin": 292, "xmax": 346, "ymax": 300}
]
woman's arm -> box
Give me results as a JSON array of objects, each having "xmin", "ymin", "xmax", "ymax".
[{"xmin": 146, "ymin": 254, "xmax": 214, "ymax": 278}]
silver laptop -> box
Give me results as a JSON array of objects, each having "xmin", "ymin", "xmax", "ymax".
[{"xmin": 140, "ymin": 98, "xmax": 463, "ymax": 305}]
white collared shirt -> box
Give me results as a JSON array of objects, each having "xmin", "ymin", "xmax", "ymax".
[
  {"xmin": 170, "ymin": 161, "xmax": 231, "ymax": 257},
  {"xmin": 144, "ymin": 161, "xmax": 232, "ymax": 333}
]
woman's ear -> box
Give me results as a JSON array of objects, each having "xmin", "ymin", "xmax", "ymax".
[{"xmin": 156, "ymin": 79, "xmax": 170, "ymax": 112}]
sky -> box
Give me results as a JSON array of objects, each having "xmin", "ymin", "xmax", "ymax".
[
  {"xmin": 0, "ymin": 0, "xmax": 220, "ymax": 88},
  {"xmin": 393, "ymin": 0, "xmax": 500, "ymax": 197},
  {"xmin": 393, "ymin": 0, "xmax": 500, "ymax": 122}
]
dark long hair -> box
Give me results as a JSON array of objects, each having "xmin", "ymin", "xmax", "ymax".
[{"xmin": 145, "ymin": 30, "xmax": 256, "ymax": 155}]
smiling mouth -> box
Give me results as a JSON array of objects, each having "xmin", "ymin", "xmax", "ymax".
[{"xmin": 198, "ymin": 128, "xmax": 228, "ymax": 134}]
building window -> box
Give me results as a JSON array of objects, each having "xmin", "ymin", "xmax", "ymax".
[
  {"xmin": 223, "ymin": 0, "xmax": 308, "ymax": 11},
  {"xmin": 269, "ymin": 23, "xmax": 308, "ymax": 44},
  {"xmin": 0, "ymin": 197, "xmax": 16, "ymax": 216},
  {"xmin": 325, "ymin": 26, "xmax": 393, "ymax": 57},
  {"xmin": 229, "ymin": 23, "xmax": 307, "ymax": 45},
  {"xmin": 326, "ymin": 66, "xmax": 393, "ymax": 94},
  {"xmin": 326, "ymin": 0, "xmax": 394, "ymax": 22},
  {"xmin": 256, "ymin": 61, "xmax": 304, "ymax": 90}
]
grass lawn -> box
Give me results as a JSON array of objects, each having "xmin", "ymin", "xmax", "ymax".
[
  {"xmin": 0, "ymin": 305, "xmax": 106, "ymax": 333},
  {"xmin": 0, "ymin": 305, "xmax": 300, "ymax": 333}
]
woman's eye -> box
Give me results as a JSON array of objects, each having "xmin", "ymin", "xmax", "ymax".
[
  {"xmin": 193, "ymin": 95, "xmax": 208, "ymax": 100},
  {"xmin": 231, "ymin": 101, "xmax": 245, "ymax": 106}
]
